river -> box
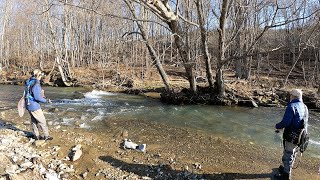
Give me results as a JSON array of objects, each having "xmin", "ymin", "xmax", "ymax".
[{"xmin": 0, "ymin": 84, "xmax": 319, "ymax": 159}]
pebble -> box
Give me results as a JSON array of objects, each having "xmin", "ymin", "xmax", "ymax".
[
  {"xmin": 121, "ymin": 130, "xmax": 129, "ymax": 138},
  {"xmin": 193, "ymin": 163, "xmax": 202, "ymax": 170},
  {"xmin": 184, "ymin": 165, "xmax": 189, "ymax": 171},
  {"xmin": 23, "ymin": 121, "xmax": 31, "ymax": 125},
  {"xmin": 5, "ymin": 165, "xmax": 18, "ymax": 174},
  {"xmin": 19, "ymin": 161, "xmax": 33, "ymax": 169},
  {"xmin": 0, "ymin": 129, "xmax": 77, "ymax": 179},
  {"xmin": 81, "ymin": 172, "xmax": 88, "ymax": 178},
  {"xmin": 34, "ymin": 140, "xmax": 46, "ymax": 147},
  {"xmin": 52, "ymin": 146, "xmax": 61, "ymax": 151}
]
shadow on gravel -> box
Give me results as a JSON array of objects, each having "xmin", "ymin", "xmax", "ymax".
[
  {"xmin": 0, "ymin": 106, "xmax": 15, "ymax": 111},
  {"xmin": 0, "ymin": 119, "xmax": 33, "ymax": 137},
  {"xmin": 99, "ymin": 156, "xmax": 277, "ymax": 179}
]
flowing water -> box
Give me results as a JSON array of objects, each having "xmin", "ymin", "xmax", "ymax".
[{"xmin": 1, "ymin": 85, "xmax": 319, "ymax": 159}]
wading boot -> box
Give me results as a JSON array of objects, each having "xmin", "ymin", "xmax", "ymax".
[
  {"xmin": 31, "ymin": 135, "xmax": 40, "ymax": 140},
  {"xmin": 43, "ymin": 136, "xmax": 53, "ymax": 141},
  {"xmin": 275, "ymin": 172, "xmax": 290, "ymax": 180},
  {"xmin": 278, "ymin": 165, "xmax": 284, "ymax": 174}
]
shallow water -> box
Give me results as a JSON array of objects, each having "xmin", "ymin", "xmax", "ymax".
[{"xmin": 1, "ymin": 85, "xmax": 319, "ymax": 158}]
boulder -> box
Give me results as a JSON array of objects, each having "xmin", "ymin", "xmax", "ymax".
[{"xmin": 69, "ymin": 145, "xmax": 82, "ymax": 161}]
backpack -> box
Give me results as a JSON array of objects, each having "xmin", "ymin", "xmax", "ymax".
[{"xmin": 24, "ymin": 79, "xmax": 36, "ymax": 105}]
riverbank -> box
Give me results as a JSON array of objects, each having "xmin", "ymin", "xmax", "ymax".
[
  {"xmin": 1, "ymin": 67, "xmax": 319, "ymax": 111},
  {"xmin": 0, "ymin": 108, "xmax": 319, "ymax": 180}
]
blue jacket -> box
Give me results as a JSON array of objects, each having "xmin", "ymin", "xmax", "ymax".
[
  {"xmin": 276, "ymin": 99, "xmax": 308, "ymax": 132},
  {"xmin": 25, "ymin": 77, "xmax": 47, "ymax": 111}
]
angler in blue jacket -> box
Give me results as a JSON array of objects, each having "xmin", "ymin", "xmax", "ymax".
[
  {"xmin": 25, "ymin": 69, "xmax": 53, "ymax": 141},
  {"xmin": 275, "ymin": 89, "xmax": 308, "ymax": 180}
]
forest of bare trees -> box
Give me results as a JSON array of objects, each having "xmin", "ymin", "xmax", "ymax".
[{"xmin": 0, "ymin": 0, "xmax": 319, "ymax": 97}]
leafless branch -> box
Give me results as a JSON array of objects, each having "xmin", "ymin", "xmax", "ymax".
[{"xmin": 58, "ymin": 0, "xmax": 170, "ymax": 31}]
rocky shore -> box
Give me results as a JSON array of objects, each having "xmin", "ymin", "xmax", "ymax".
[{"xmin": 0, "ymin": 107, "xmax": 319, "ymax": 180}]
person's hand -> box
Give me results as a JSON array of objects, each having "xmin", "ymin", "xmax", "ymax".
[{"xmin": 47, "ymin": 99, "xmax": 52, "ymax": 103}]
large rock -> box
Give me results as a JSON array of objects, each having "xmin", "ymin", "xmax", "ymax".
[{"xmin": 69, "ymin": 144, "xmax": 82, "ymax": 161}]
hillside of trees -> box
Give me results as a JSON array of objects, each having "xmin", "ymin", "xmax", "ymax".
[{"xmin": 0, "ymin": 0, "xmax": 319, "ymax": 106}]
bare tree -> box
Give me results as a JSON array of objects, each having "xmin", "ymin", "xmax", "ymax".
[
  {"xmin": 195, "ymin": 0, "xmax": 214, "ymax": 89},
  {"xmin": 124, "ymin": 0, "xmax": 171, "ymax": 90},
  {"xmin": 215, "ymin": 0, "xmax": 229, "ymax": 96},
  {"xmin": 136, "ymin": 0, "xmax": 198, "ymax": 93},
  {"xmin": 43, "ymin": 0, "xmax": 72, "ymax": 86},
  {"xmin": 0, "ymin": 0, "xmax": 12, "ymax": 68}
]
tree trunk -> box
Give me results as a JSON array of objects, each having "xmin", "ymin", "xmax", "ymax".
[
  {"xmin": 56, "ymin": 57, "xmax": 71, "ymax": 86},
  {"xmin": 143, "ymin": 0, "xmax": 197, "ymax": 93},
  {"xmin": 45, "ymin": 0, "xmax": 72, "ymax": 86},
  {"xmin": 124, "ymin": 0, "xmax": 171, "ymax": 91},
  {"xmin": 0, "ymin": 0, "xmax": 12, "ymax": 68},
  {"xmin": 195, "ymin": 0, "xmax": 214, "ymax": 89},
  {"xmin": 216, "ymin": 0, "xmax": 229, "ymax": 97},
  {"xmin": 168, "ymin": 20, "xmax": 197, "ymax": 93},
  {"xmin": 234, "ymin": 1, "xmax": 243, "ymax": 79}
]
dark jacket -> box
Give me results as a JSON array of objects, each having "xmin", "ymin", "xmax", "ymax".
[
  {"xmin": 276, "ymin": 98, "xmax": 308, "ymax": 140},
  {"xmin": 25, "ymin": 77, "xmax": 47, "ymax": 111}
]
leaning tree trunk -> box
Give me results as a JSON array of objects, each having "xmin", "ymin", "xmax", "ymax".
[
  {"xmin": 124, "ymin": 0, "xmax": 171, "ymax": 91},
  {"xmin": 56, "ymin": 57, "xmax": 71, "ymax": 86},
  {"xmin": 168, "ymin": 20, "xmax": 197, "ymax": 93},
  {"xmin": 143, "ymin": 0, "xmax": 197, "ymax": 93}
]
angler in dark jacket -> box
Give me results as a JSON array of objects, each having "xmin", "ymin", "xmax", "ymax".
[
  {"xmin": 275, "ymin": 89, "xmax": 308, "ymax": 180},
  {"xmin": 25, "ymin": 69, "xmax": 53, "ymax": 141}
]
